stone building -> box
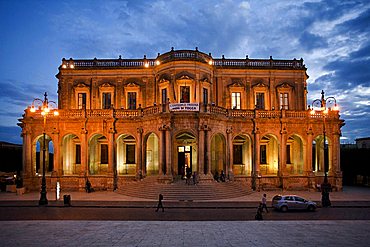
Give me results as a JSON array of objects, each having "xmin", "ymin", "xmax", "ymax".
[{"xmin": 19, "ymin": 48, "xmax": 344, "ymax": 192}]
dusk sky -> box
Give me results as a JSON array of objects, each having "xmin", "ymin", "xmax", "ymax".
[{"xmin": 0, "ymin": 0, "xmax": 369, "ymax": 144}]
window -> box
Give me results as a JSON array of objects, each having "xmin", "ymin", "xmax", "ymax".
[
  {"xmin": 260, "ymin": 145, "xmax": 267, "ymax": 164},
  {"xmin": 256, "ymin": 93, "xmax": 265, "ymax": 109},
  {"xmin": 78, "ymin": 93, "xmax": 86, "ymax": 109},
  {"xmin": 180, "ymin": 86, "xmax": 190, "ymax": 103},
  {"xmin": 280, "ymin": 93, "xmax": 289, "ymax": 110},
  {"xmin": 127, "ymin": 92, "xmax": 137, "ymax": 110},
  {"xmin": 231, "ymin": 92, "xmax": 241, "ymax": 109},
  {"xmin": 126, "ymin": 144, "xmax": 135, "ymax": 164},
  {"xmin": 233, "ymin": 145, "xmax": 243, "ymax": 164},
  {"xmin": 102, "ymin": 93, "xmax": 111, "ymax": 109},
  {"xmin": 286, "ymin": 145, "xmax": 291, "ymax": 164},
  {"xmin": 75, "ymin": 144, "xmax": 81, "ymax": 164},
  {"xmin": 203, "ymin": 88, "xmax": 208, "ymax": 106},
  {"xmin": 100, "ymin": 144, "xmax": 108, "ymax": 164},
  {"xmin": 161, "ymin": 88, "xmax": 167, "ymax": 105}
]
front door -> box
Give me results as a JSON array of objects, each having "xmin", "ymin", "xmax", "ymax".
[{"xmin": 178, "ymin": 146, "xmax": 192, "ymax": 176}]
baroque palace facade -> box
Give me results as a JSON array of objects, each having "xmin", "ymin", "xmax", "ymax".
[{"xmin": 19, "ymin": 48, "xmax": 344, "ymax": 192}]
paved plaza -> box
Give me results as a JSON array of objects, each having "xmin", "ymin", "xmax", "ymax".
[
  {"xmin": 1, "ymin": 186, "xmax": 370, "ymax": 246},
  {"xmin": 1, "ymin": 220, "xmax": 370, "ymax": 246}
]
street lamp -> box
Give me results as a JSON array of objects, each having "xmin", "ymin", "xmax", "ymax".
[
  {"xmin": 30, "ymin": 92, "xmax": 59, "ymax": 205},
  {"xmin": 310, "ymin": 90, "xmax": 339, "ymax": 207}
]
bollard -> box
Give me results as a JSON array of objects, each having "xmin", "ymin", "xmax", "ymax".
[{"xmin": 63, "ymin": 194, "xmax": 71, "ymax": 206}]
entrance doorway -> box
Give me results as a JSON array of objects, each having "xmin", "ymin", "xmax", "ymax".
[{"xmin": 178, "ymin": 146, "xmax": 192, "ymax": 177}]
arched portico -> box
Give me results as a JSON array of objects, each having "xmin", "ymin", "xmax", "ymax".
[
  {"xmin": 210, "ymin": 133, "xmax": 226, "ymax": 176},
  {"xmin": 232, "ymin": 134, "xmax": 252, "ymax": 176},
  {"xmin": 144, "ymin": 132, "xmax": 159, "ymax": 176},
  {"xmin": 116, "ymin": 134, "xmax": 136, "ymax": 175},
  {"xmin": 62, "ymin": 134, "xmax": 81, "ymax": 175}
]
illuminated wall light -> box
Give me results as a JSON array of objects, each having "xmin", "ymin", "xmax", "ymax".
[
  {"xmin": 144, "ymin": 62, "xmax": 149, "ymax": 68},
  {"xmin": 69, "ymin": 64, "xmax": 75, "ymax": 69},
  {"xmin": 208, "ymin": 60, "xmax": 213, "ymax": 65},
  {"xmin": 323, "ymin": 108, "xmax": 329, "ymax": 114},
  {"xmin": 30, "ymin": 107, "xmax": 36, "ymax": 113},
  {"xmin": 54, "ymin": 111, "xmax": 59, "ymax": 116},
  {"xmin": 156, "ymin": 60, "xmax": 160, "ymax": 65},
  {"xmin": 310, "ymin": 109, "xmax": 315, "ymax": 115},
  {"xmin": 62, "ymin": 64, "xmax": 67, "ymax": 69}
]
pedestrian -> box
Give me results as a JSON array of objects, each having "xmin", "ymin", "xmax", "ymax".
[
  {"xmin": 155, "ymin": 193, "xmax": 164, "ymax": 212},
  {"xmin": 261, "ymin": 193, "xmax": 269, "ymax": 213},
  {"xmin": 255, "ymin": 203, "xmax": 263, "ymax": 220}
]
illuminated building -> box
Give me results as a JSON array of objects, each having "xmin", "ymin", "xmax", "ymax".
[{"xmin": 19, "ymin": 48, "xmax": 344, "ymax": 192}]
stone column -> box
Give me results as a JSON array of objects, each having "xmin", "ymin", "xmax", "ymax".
[
  {"xmin": 306, "ymin": 127, "xmax": 315, "ymax": 191},
  {"xmin": 107, "ymin": 128, "xmax": 115, "ymax": 190},
  {"xmin": 80, "ymin": 129, "xmax": 88, "ymax": 176},
  {"xmin": 197, "ymin": 126, "xmax": 205, "ymax": 175},
  {"xmin": 165, "ymin": 127, "xmax": 172, "ymax": 175},
  {"xmin": 136, "ymin": 127, "xmax": 143, "ymax": 177},
  {"xmin": 252, "ymin": 127, "xmax": 260, "ymax": 190},
  {"xmin": 22, "ymin": 129, "xmax": 32, "ymax": 178},
  {"xmin": 226, "ymin": 127, "xmax": 234, "ymax": 180},
  {"xmin": 205, "ymin": 128, "xmax": 211, "ymax": 175},
  {"xmin": 280, "ymin": 126, "xmax": 287, "ymax": 190},
  {"xmin": 158, "ymin": 125, "xmax": 166, "ymax": 176}
]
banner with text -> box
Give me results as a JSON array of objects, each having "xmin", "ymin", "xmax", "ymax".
[{"xmin": 169, "ymin": 103, "xmax": 199, "ymax": 112}]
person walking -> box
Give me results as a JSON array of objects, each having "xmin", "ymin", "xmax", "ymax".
[
  {"xmin": 255, "ymin": 203, "xmax": 263, "ymax": 220},
  {"xmin": 261, "ymin": 193, "xmax": 269, "ymax": 213},
  {"xmin": 155, "ymin": 193, "xmax": 164, "ymax": 212}
]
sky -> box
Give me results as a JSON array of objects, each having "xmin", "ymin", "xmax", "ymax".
[{"xmin": 0, "ymin": 0, "xmax": 369, "ymax": 144}]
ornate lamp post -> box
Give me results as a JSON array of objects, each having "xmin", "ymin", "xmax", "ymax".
[
  {"xmin": 310, "ymin": 90, "xmax": 338, "ymax": 207},
  {"xmin": 30, "ymin": 92, "xmax": 59, "ymax": 205}
]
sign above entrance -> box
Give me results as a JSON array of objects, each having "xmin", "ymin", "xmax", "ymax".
[{"xmin": 169, "ymin": 103, "xmax": 199, "ymax": 112}]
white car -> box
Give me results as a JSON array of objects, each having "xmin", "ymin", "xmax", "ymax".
[{"xmin": 272, "ymin": 195, "xmax": 317, "ymax": 212}]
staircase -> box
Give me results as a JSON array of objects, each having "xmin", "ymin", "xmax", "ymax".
[{"xmin": 116, "ymin": 176, "xmax": 252, "ymax": 201}]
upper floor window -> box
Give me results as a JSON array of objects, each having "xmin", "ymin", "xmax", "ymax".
[
  {"xmin": 128, "ymin": 92, "xmax": 137, "ymax": 110},
  {"xmin": 256, "ymin": 93, "xmax": 265, "ymax": 109},
  {"xmin": 203, "ymin": 88, "xmax": 208, "ymax": 106},
  {"xmin": 78, "ymin": 93, "xmax": 86, "ymax": 109},
  {"xmin": 180, "ymin": 86, "xmax": 190, "ymax": 103},
  {"xmin": 231, "ymin": 92, "xmax": 241, "ymax": 109},
  {"xmin": 102, "ymin": 92, "xmax": 111, "ymax": 109},
  {"xmin": 280, "ymin": 92, "xmax": 289, "ymax": 110}
]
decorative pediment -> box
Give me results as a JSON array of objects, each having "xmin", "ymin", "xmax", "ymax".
[
  {"xmin": 229, "ymin": 80, "xmax": 244, "ymax": 88},
  {"xmin": 126, "ymin": 82, "xmax": 139, "ymax": 87},
  {"xmin": 74, "ymin": 82, "xmax": 89, "ymax": 89},
  {"xmin": 276, "ymin": 82, "xmax": 293, "ymax": 89},
  {"xmin": 99, "ymin": 82, "xmax": 114, "ymax": 88},
  {"xmin": 252, "ymin": 81, "xmax": 267, "ymax": 88},
  {"xmin": 159, "ymin": 78, "xmax": 170, "ymax": 84},
  {"xmin": 175, "ymin": 71, "xmax": 195, "ymax": 80}
]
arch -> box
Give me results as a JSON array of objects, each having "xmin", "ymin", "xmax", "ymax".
[
  {"xmin": 260, "ymin": 134, "xmax": 279, "ymax": 176},
  {"xmin": 232, "ymin": 134, "xmax": 252, "ymax": 175},
  {"xmin": 175, "ymin": 131, "xmax": 197, "ymax": 176},
  {"xmin": 210, "ymin": 133, "xmax": 226, "ymax": 176},
  {"xmin": 88, "ymin": 134, "xmax": 108, "ymax": 175},
  {"xmin": 62, "ymin": 133, "xmax": 81, "ymax": 175},
  {"xmin": 312, "ymin": 135, "xmax": 331, "ymax": 174},
  {"xmin": 116, "ymin": 134, "xmax": 136, "ymax": 175},
  {"xmin": 32, "ymin": 134, "xmax": 55, "ymax": 176},
  {"xmin": 144, "ymin": 132, "xmax": 160, "ymax": 176},
  {"xmin": 286, "ymin": 134, "xmax": 304, "ymax": 175}
]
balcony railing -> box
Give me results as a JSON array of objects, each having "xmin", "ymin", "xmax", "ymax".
[
  {"xmin": 60, "ymin": 49, "xmax": 305, "ymax": 70},
  {"xmin": 25, "ymin": 105, "xmax": 338, "ymax": 121}
]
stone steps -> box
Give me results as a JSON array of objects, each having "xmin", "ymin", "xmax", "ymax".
[{"xmin": 116, "ymin": 176, "xmax": 252, "ymax": 201}]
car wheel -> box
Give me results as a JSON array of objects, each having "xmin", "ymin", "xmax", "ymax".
[
  {"xmin": 307, "ymin": 205, "xmax": 316, "ymax": 212},
  {"xmin": 280, "ymin": 206, "xmax": 288, "ymax": 212}
]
